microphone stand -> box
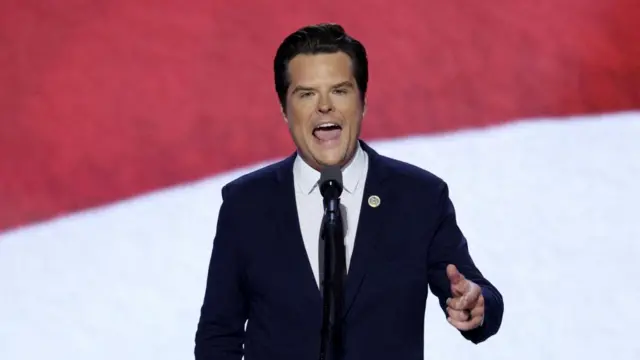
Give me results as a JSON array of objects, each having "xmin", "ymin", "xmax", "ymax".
[{"xmin": 319, "ymin": 194, "xmax": 346, "ymax": 360}]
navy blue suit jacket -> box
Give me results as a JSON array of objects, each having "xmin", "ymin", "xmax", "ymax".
[{"xmin": 195, "ymin": 141, "xmax": 503, "ymax": 360}]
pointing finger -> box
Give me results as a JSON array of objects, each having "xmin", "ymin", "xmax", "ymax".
[
  {"xmin": 452, "ymin": 277, "xmax": 470, "ymax": 296},
  {"xmin": 447, "ymin": 287, "xmax": 481, "ymax": 310},
  {"xmin": 447, "ymin": 296, "xmax": 468, "ymax": 310}
]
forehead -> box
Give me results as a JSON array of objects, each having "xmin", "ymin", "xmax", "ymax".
[{"xmin": 287, "ymin": 52, "xmax": 354, "ymax": 85}]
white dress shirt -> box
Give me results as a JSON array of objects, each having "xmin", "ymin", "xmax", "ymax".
[{"xmin": 293, "ymin": 143, "xmax": 369, "ymax": 288}]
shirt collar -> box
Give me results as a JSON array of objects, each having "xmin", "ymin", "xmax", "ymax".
[{"xmin": 293, "ymin": 142, "xmax": 367, "ymax": 195}]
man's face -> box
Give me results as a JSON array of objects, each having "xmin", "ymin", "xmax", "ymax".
[{"xmin": 283, "ymin": 52, "xmax": 364, "ymax": 170}]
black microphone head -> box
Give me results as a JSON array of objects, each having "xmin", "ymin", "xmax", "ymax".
[{"xmin": 319, "ymin": 165, "xmax": 343, "ymax": 198}]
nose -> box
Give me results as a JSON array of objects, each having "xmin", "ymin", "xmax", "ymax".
[{"xmin": 316, "ymin": 95, "xmax": 334, "ymax": 114}]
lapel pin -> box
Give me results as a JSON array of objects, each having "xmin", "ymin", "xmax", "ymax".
[{"xmin": 368, "ymin": 195, "xmax": 381, "ymax": 208}]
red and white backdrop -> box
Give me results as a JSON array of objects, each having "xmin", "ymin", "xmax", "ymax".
[{"xmin": 1, "ymin": 1, "xmax": 639, "ymax": 359}]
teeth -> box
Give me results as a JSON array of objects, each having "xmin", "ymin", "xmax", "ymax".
[{"xmin": 317, "ymin": 123, "xmax": 338, "ymax": 129}]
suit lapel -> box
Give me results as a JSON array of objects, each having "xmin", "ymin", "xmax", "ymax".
[
  {"xmin": 343, "ymin": 141, "xmax": 391, "ymax": 316},
  {"xmin": 275, "ymin": 154, "xmax": 323, "ymax": 307}
]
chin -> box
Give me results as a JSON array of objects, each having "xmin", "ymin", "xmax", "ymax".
[
  {"xmin": 306, "ymin": 139, "xmax": 352, "ymax": 168},
  {"xmin": 315, "ymin": 151, "xmax": 348, "ymax": 168}
]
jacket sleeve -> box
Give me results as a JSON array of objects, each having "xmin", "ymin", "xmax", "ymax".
[
  {"xmin": 195, "ymin": 184, "xmax": 249, "ymax": 359},
  {"xmin": 426, "ymin": 181, "xmax": 504, "ymax": 344}
]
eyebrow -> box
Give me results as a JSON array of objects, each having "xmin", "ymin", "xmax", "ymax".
[{"xmin": 291, "ymin": 81, "xmax": 354, "ymax": 94}]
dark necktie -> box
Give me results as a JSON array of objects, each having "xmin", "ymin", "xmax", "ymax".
[{"xmin": 318, "ymin": 203, "xmax": 346, "ymax": 359}]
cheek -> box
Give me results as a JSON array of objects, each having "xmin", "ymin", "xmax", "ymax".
[
  {"xmin": 286, "ymin": 103, "xmax": 314, "ymax": 129},
  {"xmin": 339, "ymin": 109, "xmax": 363, "ymax": 130},
  {"xmin": 333, "ymin": 97, "xmax": 363, "ymax": 119},
  {"xmin": 286, "ymin": 117, "xmax": 313, "ymax": 143}
]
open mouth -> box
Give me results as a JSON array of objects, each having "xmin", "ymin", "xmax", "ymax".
[{"xmin": 313, "ymin": 123, "xmax": 342, "ymax": 142}]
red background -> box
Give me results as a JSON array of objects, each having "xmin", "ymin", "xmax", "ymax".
[{"xmin": 1, "ymin": 0, "xmax": 639, "ymax": 231}]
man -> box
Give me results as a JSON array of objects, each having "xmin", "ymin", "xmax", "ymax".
[{"xmin": 195, "ymin": 23, "xmax": 503, "ymax": 360}]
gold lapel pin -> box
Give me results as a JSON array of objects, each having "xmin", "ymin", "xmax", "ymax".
[{"xmin": 368, "ymin": 195, "xmax": 381, "ymax": 208}]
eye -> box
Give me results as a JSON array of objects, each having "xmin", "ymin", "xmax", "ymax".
[
  {"xmin": 333, "ymin": 88, "xmax": 348, "ymax": 95},
  {"xmin": 299, "ymin": 91, "xmax": 313, "ymax": 98}
]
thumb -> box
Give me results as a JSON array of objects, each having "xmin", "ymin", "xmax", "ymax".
[
  {"xmin": 447, "ymin": 264, "xmax": 468, "ymax": 296},
  {"xmin": 446, "ymin": 264, "xmax": 463, "ymax": 285}
]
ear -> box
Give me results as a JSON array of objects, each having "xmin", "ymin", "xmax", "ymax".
[
  {"xmin": 362, "ymin": 100, "xmax": 367, "ymax": 117},
  {"xmin": 281, "ymin": 107, "xmax": 289, "ymax": 124}
]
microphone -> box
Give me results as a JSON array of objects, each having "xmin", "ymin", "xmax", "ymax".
[
  {"xmin": 319, "ymin": 165, "xmax": 343, "ymax": 219},
  {"xmin": 318, "ymin": 165, "xmax": 346, "ymax": 360}
]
